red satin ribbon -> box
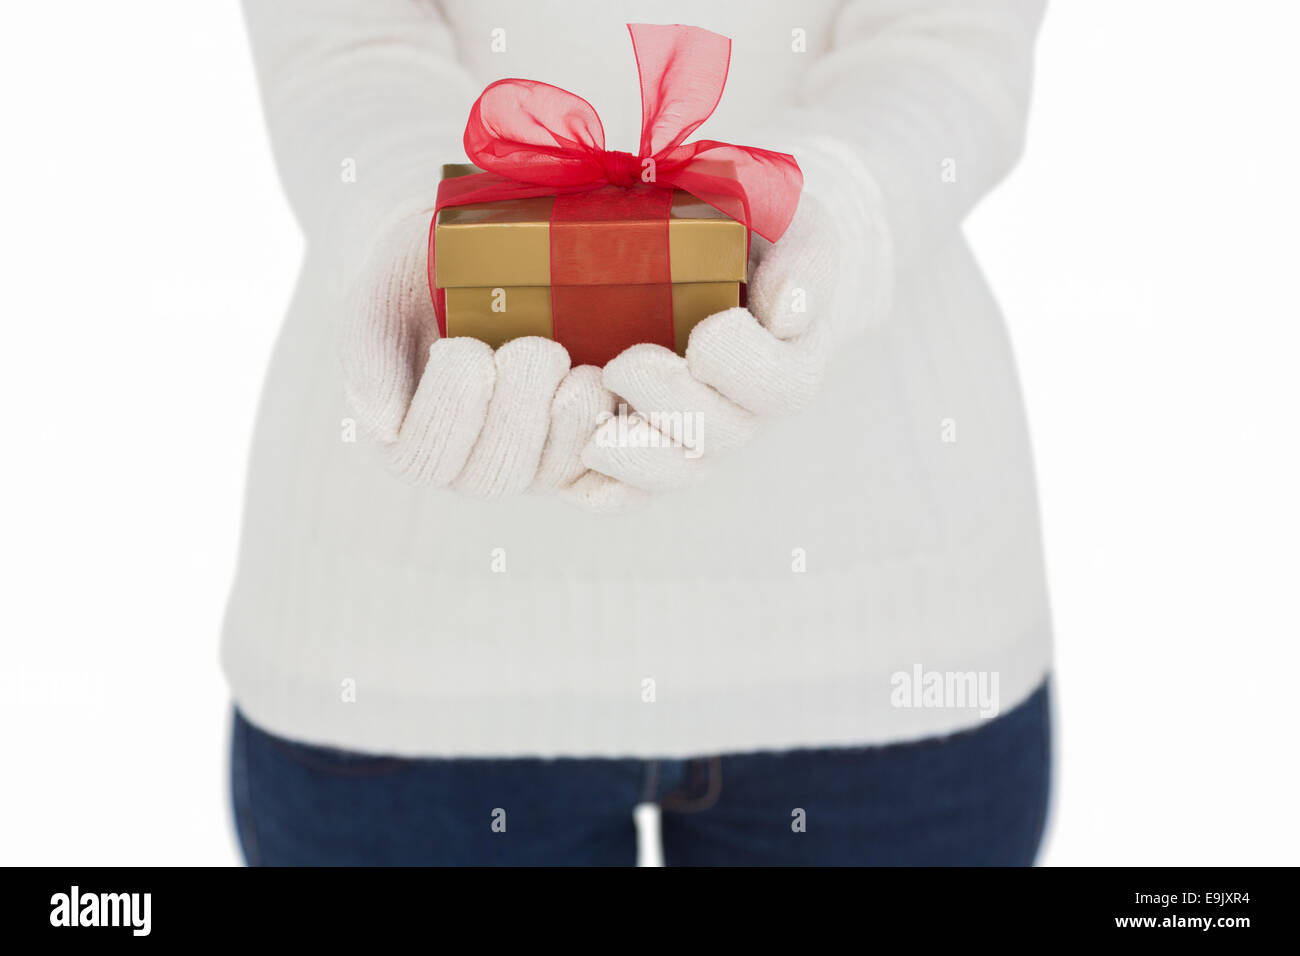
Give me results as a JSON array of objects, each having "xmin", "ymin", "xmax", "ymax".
[{"xmin": 427, "ymin": 22, "xmax": 803, "ymax": 365}]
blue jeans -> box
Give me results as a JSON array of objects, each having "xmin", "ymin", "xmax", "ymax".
[{"xmin": 231, "ymin": 682, "xmax": 1050, "ymax": 866}]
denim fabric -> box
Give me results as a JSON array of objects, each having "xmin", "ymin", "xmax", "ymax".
[{"xmin": 231, "ymin": 682, "xmax": 1050, "ymax": 866}]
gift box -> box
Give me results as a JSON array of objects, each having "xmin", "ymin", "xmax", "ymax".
[
  {"xmin": 425, "ymin": 23, "xmax": 802, "ymax": 369},
  {"xmin": 432, "ymin": 163, "xmax": 747, "ymax": 368}
]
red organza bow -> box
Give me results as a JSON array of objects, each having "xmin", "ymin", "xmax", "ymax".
[{"xmin": 434, "ymin": 22, "xmax": 803, "ymax": 243}]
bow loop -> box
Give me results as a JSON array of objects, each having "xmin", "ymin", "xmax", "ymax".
[
  {"xmin": 464, "ymin": 78, "xmax": 608, "ymax": 186},
  {"xmin": 628, "ymin": 23, "xmax": 732, "ymax": 159}
]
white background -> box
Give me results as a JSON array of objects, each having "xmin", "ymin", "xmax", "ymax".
[{"xmin": 2, "ymin": 1, "xmax": 1296, "ymax": 866}]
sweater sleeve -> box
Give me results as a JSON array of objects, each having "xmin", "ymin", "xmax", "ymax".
[
  {"xmin": 239, "ymin": 0, "xmax": 478, "ymax": 245},
  {"xmin": 746, "ymin": 0, "xmax": 1046, "ymax": 335}
]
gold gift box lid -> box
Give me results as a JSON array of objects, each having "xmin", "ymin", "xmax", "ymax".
[{"xmin": 434, "ymin": 163, "xmax": 747, "ymax": 288}]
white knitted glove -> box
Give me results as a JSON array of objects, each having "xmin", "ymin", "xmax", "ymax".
[
  {"xmin": 344, "ymin": 213, "xmax": 574, "ymax": 498},
  {"xmin": 525, "ymin": 364, "xmax": 652, "ymax": 513},
  {"xmin": 578, "ymin": 189, "xmax": 843, "ymax": 499},
  {"xmin": 346, "ymin": 178, "xmax": 879, "ymax": 509}
]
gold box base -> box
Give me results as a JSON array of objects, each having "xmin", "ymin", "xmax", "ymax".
[{"xmin": 444, "ymin": 282, "xmax": 740, "ymax": 357}]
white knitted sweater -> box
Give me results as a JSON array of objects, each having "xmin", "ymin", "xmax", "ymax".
[{"xmin": 223, "ymin": 0, "xmax": 1053, "ymax": 757}]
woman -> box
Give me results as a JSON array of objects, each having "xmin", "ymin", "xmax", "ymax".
[{"xmin": 227, "ymin": 0, "xmax": 1053, "ymax": 865}]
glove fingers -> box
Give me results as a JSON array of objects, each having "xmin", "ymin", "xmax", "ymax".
[
  {"xmin": 686, "ymin": 307, "xmax": 827, "ymax": 416},
  {"xmin": 581, "ymin": 412, "xmax": 709, "ymax": 492},
  {"xmin": 747, "ymin": 198, "xmax": 836, "ymax": 341},
  {"xmin": 602, "ymin": 344, "xmax": 756, "ymax": 456},
  {"xmin": 387, "ymin": 337, "xmax": 496, "ymax": 486},
  {"xmin": 558, "ymin": 470, "xmax": 651, "ymax": 514},
  {"xmin": 455, "ymin": 337, "xmax": 572, "ymax": 498},
  {"xmin": 532, "ymin": 365, "xmax": 619, "ymax": 493},
  {"xmin": 343, "ymin": 214, "xmax": 438, "ymax": 442}
]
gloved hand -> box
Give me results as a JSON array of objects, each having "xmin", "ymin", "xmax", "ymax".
[
  {"xmin": 345, "ymin": 185, "xmax": 874, "ymax": 510},
  {"xmin": 576, "ymin": 190, "xmax": 842, "ymax": 503},
  {"xmin": 343, "ymin": 212, "xmax": 574, "ymax": 498},
  {"xmin": 528, "ymin": 364, "xmax": 650, "ymax": 513}
]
